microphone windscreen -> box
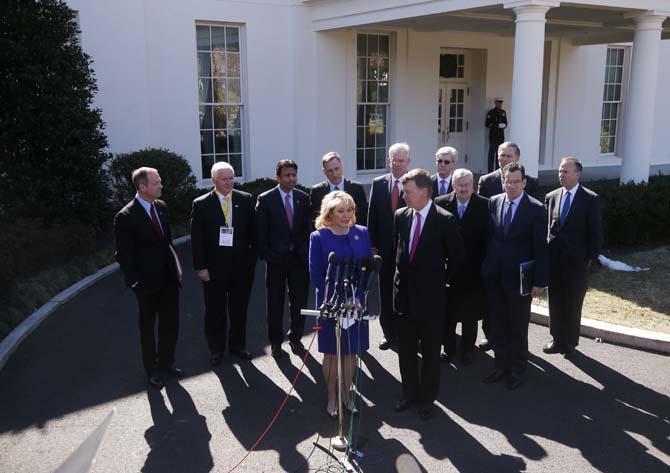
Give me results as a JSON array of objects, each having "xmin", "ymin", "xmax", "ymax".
[{"xmin": 328, "ymin": 252, "xmax": 337, "ymax": 264}]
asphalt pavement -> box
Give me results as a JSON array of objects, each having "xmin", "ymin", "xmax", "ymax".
[{"xmin": 0, "ymin": 244, "xmax": 669, "ymax": 472}]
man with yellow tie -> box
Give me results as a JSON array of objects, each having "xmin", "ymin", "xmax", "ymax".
[{"xmin": 191, "ymin": 161, "xmax": 257, "ymax": 366}]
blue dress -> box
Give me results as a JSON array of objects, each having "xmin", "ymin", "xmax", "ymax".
[{"xmin": 308, "ymin": 225, "xmax": 372, "ymax": 355}]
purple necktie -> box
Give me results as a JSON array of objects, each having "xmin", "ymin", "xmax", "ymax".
[
  {"xmin": 284, "ymin": 193, "xmax": 294, "ymax": 229},
  {"xmin": 409, "ymin": 212, "xmax": 422, "ymax": 263},
  {"xmin": 440, "ymin": 180, "xmax": 447, "ymax": 196}
]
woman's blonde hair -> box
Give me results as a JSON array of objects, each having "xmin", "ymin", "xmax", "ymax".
[{"xmin": 315, "ymin": 191, "xmax": 357, "ymax": 230}]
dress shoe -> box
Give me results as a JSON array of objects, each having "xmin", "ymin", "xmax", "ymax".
[
  {"xmin": 506, "ymin": 375, "xmax": 525, "ymax": 391},
  {"xmin": 271, "ymin": 344, "xmax": 286, "ymax": 359},
  {"xmin": 440, "ymin": 351, "xmax": 453, "ymax": 362},
  {"xmin": 288, "ymin": 340, "xmax": 306, "ymax": 357},
  {"xmin": 378, "ymin": 338, "xmax": 394, "ymax": 351},
  {"xmin": 482, "ymin": 369, "xmax": 508, "ymax": 384},
  {"xmin": 230, "ymin": 349, "xmax": 253, "ymax": 360},
  {"xmin": 147, "ymin": 374, "xmax": 164, "ymax": 389},
  {"xmin": 563, "ymin": 345, "xmax": 576, "ymax": 359},
  {"xmin": 394, "ymin": 398, "xmax": 414, "ymax": 412},
  {"xmin": 461, "ymin": 350, "xmax": 475, "ymax": 366},
  {"xmin": 345, "ymin": 400, "xmax": 359, "ymax": 416},
  {"xmin": 419, "ymin": 404, "xmax": 435, "ymax": 420},
  {"xmin": 326, "ymin": 407, "xmax": 338, "ymax": 419},
  {"xmin": 542, "ymin": 340, "xmax": 563, "ymax": 354},
  {"xmin": 210, "ymin": 353, "xmax": 223, "ymax": 366},
  {"xmin": 165, "ymin": 366, "xmax": 185, "ymax": 378},
  {"xmin": 478, "ymin": 339, "xmax": 492, "ymax": 351}
]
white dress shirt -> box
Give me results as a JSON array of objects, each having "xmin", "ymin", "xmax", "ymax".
[
  {"xmin": 135, "ymin": 193, "xmax": 163, "ymax": 228},
  {"xmin": 409, "ymin": 200, "xmax": 432, "ymax": 249},
  {"xmin": 560, "ymin": 183, "xmax": 579, "ymax": 216}
]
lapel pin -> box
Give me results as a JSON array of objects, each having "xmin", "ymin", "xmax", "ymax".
[{"xmin": 354, "ymin": 234, "xmax": 359, "ymax": 240}]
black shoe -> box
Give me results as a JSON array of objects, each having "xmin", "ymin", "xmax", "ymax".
[
  {"xmin": 419, "ymin": 404, "xmax": 435, "ymax": 420},
  {"xmin": 483, "ymin": 369, "xmax": 507, "ymax": 384},
  {"xmin": 563, "ymin": 345, "xmax": 576, "ymax": 359},
  {"xmin": 165, "ymin": 366, "xmax": 185, "ymax": 378},
  {"xmin": 506, "ymin": 375, "xmax": 525, "ymax": 391},
  {"xmin": 148, "ymin": 374, "xmax": 164, "ymax": 388},
  {"xmin": 378, "ymin": 338, "xmax": 393, "ymax": 351},
  {"xmin": 461, "ymin": 351, "xmax": 475, "ymax": 366},
  {"xmin": 230, "ymin": 349, "xmax": 253, "ymax": 360},
  {"xmin": 210, "ymin": 353, "xmax": 223, "ymax": 366},
  {"xmin": 288, "ymin": 340, "xmax": 306, "ymax": 357},
  {"xmin": 478, "ymin": 339, "xmax": 492, "ymax": 351},
  {"xmin": 440, "ymin": 351, "xmax": 453, "ymax": 362},
  {"xmin": 542, "ymin": 340, "xmax": 563, "ymax": 354},
  {"xmin": 271, "ymin": 344, "xmax": 286, "ymax": 359},
  {"xmin": 394, "ymin": 398, "xmax": 414, "ymax": 412}
]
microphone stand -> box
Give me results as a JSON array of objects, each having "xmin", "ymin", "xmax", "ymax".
[{"xmin": 331, "ymin": 257, "xmax": 351, "ymax": 451}]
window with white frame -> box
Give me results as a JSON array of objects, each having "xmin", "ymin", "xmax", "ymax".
[
  {"xmin": 196, "ymin": 24, "xmax": 244, "ymax": 178},
  {"xmin": 356, "ymin": 34, "xmax": 390, "ymax": 171},
  {"xmin": 600, "ymin": 47, "xmax": 626, "ymax": 155}
]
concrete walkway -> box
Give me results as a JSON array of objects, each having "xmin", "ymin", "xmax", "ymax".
[{"xmin": 1, "ymin": 244, "xmax": 669, "ymax": 472}]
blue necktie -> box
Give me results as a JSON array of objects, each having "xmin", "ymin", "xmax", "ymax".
[
  {"xmin": 458, "ymin": 203, "xmax": 465, "ymax": 219},
  {"xmin": 560, "ymin": 191, "xmax": 571, "ymax": 228},
  {"xmin": 503, "ymin": 201, "xmax": 513, "ymax": 235},
  {"xmin": 440, "ymin": 180, "xmax": 447, "ymax": 196}
]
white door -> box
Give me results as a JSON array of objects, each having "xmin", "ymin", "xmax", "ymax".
[{"xmin": 438, "ymin": 83, "xmax": 469, "ymax": 160}]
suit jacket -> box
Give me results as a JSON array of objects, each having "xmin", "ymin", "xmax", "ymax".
[
  {"xmin": 190, "ymin": 189, "xmax": 256, "ymax": 282},
  {"xmin": 114, "ymin": 198, "xmax": 178, "ymax": 291},
  {"xmin": 546, "ymin": 185, "xmax": 602, "ymax": 262},
  {"xmin": 309, "ymin": 178, "xmax": 368, "ymax": 226},
  {"xmin": 431, "ymin": 173, "xmax": 454, "ymax": 199},
  {"xmin": 393, "ymin": 204, "xmax": 464, "ymax": 320},
  {"xmin": 477, "ymin": 169, "xmax": 539, "ymax": 200},
  {"xmin": 482, "ymin": 192, "xmax": 548, "ymax": 293},
  {"xmin": 255, "ymin": 186, "xmax": 311, "ymax": 264},
  {"xmin": 367, "ymin": 173, "xmax": 406, "ymax": 260}
]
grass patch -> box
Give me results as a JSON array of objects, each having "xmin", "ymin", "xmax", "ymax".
[{"xmin": 534, "ymin": 246, "xmax": 670, "ymax": 334}]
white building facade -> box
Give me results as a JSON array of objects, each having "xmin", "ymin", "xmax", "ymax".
[{"xmin": 67, "ymin": 0, "xmax": 670, "ymax": 186}]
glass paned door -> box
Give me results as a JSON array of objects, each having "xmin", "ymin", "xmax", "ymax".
[{"xmin": 438, "ymin": 83, "xmax": 468, "ymax": 157}]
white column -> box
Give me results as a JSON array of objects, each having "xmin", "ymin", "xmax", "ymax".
[
  {"xmin": 504, "ymin": 1, "xmax": 558, "ymax": 178},
  {"xmin": 620, "ymin": 12, "xmax": 667, "ymax": 184}
]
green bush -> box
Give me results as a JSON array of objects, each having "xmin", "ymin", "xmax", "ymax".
[
  {"xmin": 108, "ymin": 148, "xmax": 198, "ymax": 225},
  {"xmin": 234, "ymin": 178, "xmax": 309, "ymax": 199},
  {"xmin": 538, "ymin": 174, "xmax": 670, "ymax": 248},
  {"xmin": 0, "ymin": 0, "xmax": 111, "ymax": 226}
]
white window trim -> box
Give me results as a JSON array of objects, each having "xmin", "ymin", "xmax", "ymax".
[{"xmin": 599, "ymin": 45, "xmax": 631, "ymax": 158}]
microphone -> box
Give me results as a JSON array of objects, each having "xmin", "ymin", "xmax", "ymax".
[
  {"xmin": 361, "ymin": 255, "xmax": 383, "ymax": 317},
  {"xmin": 371, "ymin": 254, "xmax": 383, "ymax": 272},
  {"xmin": 320, "ymin": 252, "xmax": 338, "ymax": 315}
]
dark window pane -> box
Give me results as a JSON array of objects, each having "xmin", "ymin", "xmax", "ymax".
[
  {"xmin": 357, "ymin": 127, "xmax": 365, "ymax": 148},
  {"xmin": 212, "ymin": 27, "xmax": 226, "ymax": 51},
  {"xmin": 606, "ymin": 48, "xmax": 612, "ymax": 65},
  {"xmin": 357, "ymin": 105, "xmax": 365, "ymax": 125},
  {"xmin": 375, "ymin": 128, "xmax": 387, "ymax": 148},
  {"xmin": 357, "ymin": 35, "xmax": 366, "ymax": 57},
  {"xmin": 457, "ymin": 66, "xmax": 464, "ymax": 78},
  {"xmin": 214, "ymin": 106, "xmax": 227, "ymax": 129},
  {"xmin": 610, "ymin": 103, "xmax": 618, "ymax": 119},
  {"xmin": 609, "ymin": 137, "xmax": 616, "ymax": 152},
  {"xmin": 227, "ymin": 106, "xmax": 241, "ymax": 128},
  {"xmin": 226, "ymin": 27, "xmax": 239, "ymax": 52},
  {"xmin": 214, "ymin": 79, "xmax": 227, "ymax": 102},
  {"xmin": 227, "ymin": 53, "xmax": 240, "ymax": 77},
  {"xmin": 214, "ymin": 130, "xmax": 228, "ymax": 153},
  {"xmin": 379, "ymin": 58, "xmax": 389, "ymax": 81},
  {"xmin": 449, "ymin": 119, "xmax": 455, "ymax": 132},
  {"xmin": 617, "ymin": 48, "xmax": 624, "ymax": 64},
  {"xmin": 367, "ymin": 81, "xmax": 378, "ymax": 102},
  {"xmin": 602, "ymin": 103, "xmax": 610, "ymax": 120},
  {"xmin": 375, "ymin": 148, "xmax": 386, "ymax": 169},
  {"xmin": 199, "ymin": 105, "xmax": 213, "ymax": 129},
  {"xmin": 457, "ymin": 120, "xmax": 463, "ymax": 132},
  {"xmin": 228, "ymin": 130, "xmax": 242, "ymax": 154},
  {"xmin": 201, "ymin": 131, "xmax": 214, "ymax": 154},
  {"xmin": 457, "ymin": 103, "xmax": 463, "ymax": 117},
  {"xmin": 367, "ymin": 58, "xmax": 377, "ymax": 81},
  {"xmin": 357, "ymin": 80, "xmax": 365, "ymax": 103},
  {"xmin": 196, "ymin": 26, "xmax": 210, "ymax": 50},
  {"xmin": 358, "ymin": 58, "xmax": 367, "ymax": 81},
  {"xmin": 378, "ymin": 81, "xmax": 388, "ymax": 103},
  {"xmin": 375, "ymin": 104, "xmax": 387, "ymax": 123},
  {"xmin": 458, "ymin": 54, "xmax": 464, "ymax": 66},
  {"xmin": 365, "ymin": 149, "xmax": 374, "ymax": 170},
  {"xmin": 458, "ymin": 89, "xmax": 464, "ymax": 102},
  {"xmin": 212, "ymin": 51, "xmax": 226, "ymax": 77},
  {"xmin": 365, "ymin": 126, "xmax": 375, "ymax": 148},
  {"xmin": 201, "ymin": 154, "xmax": 215, "ymax": 178},
  {"xmin": 368, "ymin": 35, "xmax": 378, "ymax": 56},
  {"xmin": 440, "ymin": 54, "xmax": 458, "ymax": 78},
  {"xmin": 615, "ymin": 66, "xmax": 623, "ymax": 83},
  {"xmin": 199, "ymin": 78, "xmax": 212, "ymax": 103},
  {"xmin": 198, "ymin": 52, "xmax": 211, "ymax": 77},
  {"xmin": 229, "ymin": 154, "xmax": 242, "ymax": 175},
  {"xmin": 450, "ymin": 104, "xmax": 456, "ymax": 117},
  {"xmin": 378, "ymin": 35, "xmax": 389, "ymax": 57},
  {"xmin": 613, "ymin": 85, "xmax": 621, "ymax": 100},
  {"xmin": 357, "ymin": 148, "xmax": 365, "ymax": 170},
  {"xmin": 450, "ymin": 89, "xmax": 456, "ymax": 102}
]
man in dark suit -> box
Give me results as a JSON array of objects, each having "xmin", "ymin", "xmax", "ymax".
[
  {"xmin": 393, "ymin": 169, "xmax": 464, "ymax": 419},
  {"xmin": 256, "ymin": 160, "xmax": 311, "ymax": 359},
  {"xmin": 191, "ymin": 161, "xmax": 257, "ymax": 366},
  {"xmin": 485, "ymin": 98, "xmax": 507, "ymax": 173},
  {"xmin": 481, "ymin": 162, "xmax": 548, "ymax": 390},
  {"xmin": 309, "ymin": 151, "xmax": 367, "ymax": 226},
  {"xmin": 368, "ymin": 142, "xmax": 410, "ymax": 350},
  {"xmin": 543, "ymin": 157, "xmax": 602, "ymax": 358},
  {"xmin": 115, "ymin": 167, "xmax": 183, "ymax": 388},
  {"xmin": 477, "ymin": 141, "xmax": 538, "ymax": 201},
  {"xmin": 435, "ymin": 169, "xmax": 489, "ymax": 365},
  {"xmin": 432, "ymin": 146, "xmax": 457, "ymax": 198}
]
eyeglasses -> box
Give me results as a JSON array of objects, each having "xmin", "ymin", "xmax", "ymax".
[
  {"xmin": 499, "ymin": 154, "xmax": 514, "ymax": 158},
  {"xmin": 436, "ymin": 159, "xmax": 453, "ymax": 165}
]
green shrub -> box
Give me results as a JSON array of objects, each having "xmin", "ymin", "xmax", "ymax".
[
  {"xmin": 538, "ymin": 174, "xmax": 670, "ymax": 248},
  {"xmin": 108, "ymin": 148, "xmax": 198, "ymax": 225},
  {"xmin": 234, "ymin": 178, "xmax": 309, "ymax": 199}
]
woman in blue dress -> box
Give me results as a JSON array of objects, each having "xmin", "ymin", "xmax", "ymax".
[{"xmin": 309, "ymin": 191, "xmax": 372, "ymax": 417}]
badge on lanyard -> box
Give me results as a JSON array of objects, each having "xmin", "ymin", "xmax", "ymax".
[{"xmin": 219, "ymin": 226, "xmax": 234, "ymax": 247}]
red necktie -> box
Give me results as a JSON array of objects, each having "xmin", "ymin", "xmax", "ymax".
[
  {"xmin": 409, "ymin": 212, "xmax": 422, "ymax": 263},
  {"xmin": 391, "ymin": 180, "xmax": 399, "ymax": 214},
  {"xmin": 150, "ymin": 202, "xmax": 164, "ymax": 238}
]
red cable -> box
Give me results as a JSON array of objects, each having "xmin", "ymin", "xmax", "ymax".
[{"xmin": 227, "ymin": 324, "xmax": 321, "ymax": 473}]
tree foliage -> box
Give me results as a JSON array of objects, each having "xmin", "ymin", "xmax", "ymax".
[{"xmin": 0, "ymin": 0, "xmax": 110, "ymax": 225}]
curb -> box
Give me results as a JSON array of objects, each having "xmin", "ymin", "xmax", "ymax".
[
  {"xmin": 531, "ymin": 305, "xmax": 670, "ymax": 354},
  {"xmin": 0, "ymin": 235, "xmax": 191, "ymax": 371}
]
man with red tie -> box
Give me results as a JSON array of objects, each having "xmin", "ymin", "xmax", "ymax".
[
  {"xmin": 256, "ymin": 160, "xmax": 311, "ymax": 359},
  {"xmin": 367, "ymin": 143, "xmax": 410, "ymax": 350},
  {"xmin": 115, "ymin": 167, "xmax": 183, "ymax": 388}
]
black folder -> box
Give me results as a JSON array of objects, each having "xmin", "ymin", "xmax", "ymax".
[{"xmin": 519, "ymin": 260, "xmax": 535, "ymax": 296}]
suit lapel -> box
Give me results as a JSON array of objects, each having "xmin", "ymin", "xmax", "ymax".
[
  {"xmin": 133, "ymin": 198, "xmax": 161, "ymax": 237},
  {"xmin": 507, "ymin": 193, "xmax": 530, "ymax": 237}
]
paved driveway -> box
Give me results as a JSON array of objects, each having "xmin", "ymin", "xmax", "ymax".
[{"xmin": 1, "ymin": 244, "xmax": 668, "ymax": 472}]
